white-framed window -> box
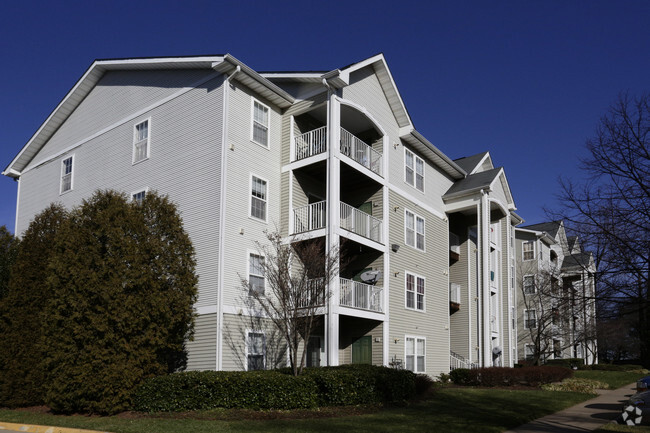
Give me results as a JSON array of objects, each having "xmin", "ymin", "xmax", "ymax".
[
  {"xmin": 131, "ymin": 188, "xmax": 148, "ymax": 204},
  {"xmin": 525, "ymin": 309, "xmax": 537, "ymax": 329},
  {"xmin": 405, "ymin": 336, "xmax": 425, "ymax": 373},
  {"xmin": 250, "ymin": 175, "xmax": 268, "ymax": 222},
  {"xmin": 405, "ymin": 209, "xmax": 425, "ymax": 251},
  {"xmin": 133, "ymin": 119, "xmax": 150, "ymax": 163},
  {"xmin": 404, "ymin": 148, "xmax": 424, "ymax": 192},
  {"xmin": 405, "ymin": 272, "xmax": 425, "ymax": 311},
  {"xmin": 524, "ymin": 343, "xmax": 535, "ymax": 360},
  {"xmin": 246, "ymin": 331, "xmax": 265, "ymax": 371},
  {"xmin": 251, "ymin": 99, "xmax": 270, "ymax": 148},
  {"xmin": 523, "ymin": 275, "xmax": 536, "ymax": 294},
  {"xmin": 523, "ymin": 240, "xmax": 534, "ymax": 260},
  {"xmin": 60, "ymin": 155, "xmax": 74, "ymax": 194},
  {"xmin": 248, "ymin": 252, "xmax": 265, "ymax": 295}
]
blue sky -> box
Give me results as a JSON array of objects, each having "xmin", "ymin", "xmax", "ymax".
[{"xmin": 1, "ymin": 0, "xmax": 649, "ymax": 233}]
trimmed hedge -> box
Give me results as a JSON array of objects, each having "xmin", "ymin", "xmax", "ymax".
[
  {"xmin": 450, "ymin": 366, "xmax": 573, "ymax": 387},
  {"xmin": 544, "ymin": 358, "xmax": 584, "ymax": 368},
  {"xmin": 133, "ymin": 371, "xmax": 318, "ymax": 411},
  {"xmin": 134, "ymin": 365, "xmax": 416, "ymax": 412}
]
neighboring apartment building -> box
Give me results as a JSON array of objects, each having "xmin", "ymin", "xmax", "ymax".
[
  {"xmin": 515, "ymin": 221, "xmax": 598, "ymax": 365},
  {"xmin": 4, "ymin": 53, "xmax": 521, "ymax": 377}
]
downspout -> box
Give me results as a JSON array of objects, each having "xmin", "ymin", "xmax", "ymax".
[{"xmin": 216, "ymin": 65, "xmax": 240, "ymax": 371}]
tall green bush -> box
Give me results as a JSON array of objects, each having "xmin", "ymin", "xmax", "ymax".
[
  {"xmin": 41, "ymin": 190, "xmax": 197, "ymax": 414},
  {"xmin": 0, "ymin": 205, "xmax": 67, "ymax": 407}
]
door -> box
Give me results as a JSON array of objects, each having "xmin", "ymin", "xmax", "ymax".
[
  {"xmin": 307, "ymin": 336, "xmax": 321, "ymax": 367},
  {"xmin": 352, "ymin": 335, "xmax": 372, "ymax": 364}
]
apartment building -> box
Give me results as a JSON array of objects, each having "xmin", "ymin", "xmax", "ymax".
[
  {"xmin": 515, "ymin": 221, "xmax": 598, "ymax": 365},
  {"xmin": 4, "ymin": 53, "xmax": 521, "ymax": 376}
]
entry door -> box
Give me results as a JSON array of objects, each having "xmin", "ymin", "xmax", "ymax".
[
  {"xmin": 307, "ymin": 336, "xmax": 321, "ymax": 367},
  {"xmin": 352, "ymin": 335, "xmax": 372, "ymax": 364}
]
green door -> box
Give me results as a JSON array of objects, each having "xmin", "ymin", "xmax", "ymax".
[{"xmin": 352, "ymin": 335, "xmax": 372, "ymax": 364}]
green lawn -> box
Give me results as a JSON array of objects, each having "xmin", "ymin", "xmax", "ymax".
[
  {"xmin": 0, "ymin": 388, "xmax": 593, "ymax": 433},
  {"xmin": 574, "ymin": 370, "xmax": 643, "ymax": 389}
]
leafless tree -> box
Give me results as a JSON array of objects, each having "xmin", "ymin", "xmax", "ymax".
[
  {"xmin": 240, "ymin": 231, "xmax": 339, "ymax": 376},
  {"xmin": 550, "ymin": 93, "xmax": 650, "ymax": 366}
]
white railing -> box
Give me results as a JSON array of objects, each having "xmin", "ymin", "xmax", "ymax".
[
  {"xmin": 294, "ymin": 126, "xmax": 327, "ymax": 161},
  {"xmin": 297, "ymin": 278, "xmax": 326, "ymax": 308},
  {"xmin": 340, "ymin": 128, "xmax": 383, "ymax": 177},
  {"xmin": 450, "ymin": 283, "xmax": 461, "ymax": 304},
  {"xmin": 449, "ymin": 232, "xmax": 461, "ymax": 255},
  {"xmin": 293, "ymin": 201, "xmax": 326, "ymax": 234},
  {"xmin": 339, "ymin": 277, "xmax": 383, "ymax": 312},
  {"xmin": 450, "ymin": 351, "xmax": 479, "ymax": 370},
  {"xmin": 339, "ymin": 202, "xmax": 383, "ymax": 244}
]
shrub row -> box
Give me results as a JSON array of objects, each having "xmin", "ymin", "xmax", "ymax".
[
  {"xmin": 544, "ymin": 358, "xmax": 585, "ymax": 369},
  {"xmin": 580, "ymin": 363, "xmax": 644, "ymax": 371},
  {"xmin": 134, "ymin": 365, "xmax": 417, "ymax": 412},
  {"xmin": 133, "ymin": 371, "xmax": 318, "ymax": 411},
  {"xmin": 541, "ymin": 378, "xmax": 609, "ymax": 394},
  {"xmin": 449, "ymin": 366, "xmax": 573, "ymax": 387}
]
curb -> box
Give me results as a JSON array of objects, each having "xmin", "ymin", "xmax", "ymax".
[{"xmin": 0, "ymin": 422, "xmax": 110, "ymax": 433}]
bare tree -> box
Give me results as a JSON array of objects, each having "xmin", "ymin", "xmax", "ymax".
[
  {"xmin": 551, "ymin": 93, "xmax": 650, "ymax": 367},
  {"xmin": 240, "ymin": 231, "xmax": 339, "ymax": 376},
  {"xmin": 518, "ymin": 264, "xmax": 573, "ymax": 365}
]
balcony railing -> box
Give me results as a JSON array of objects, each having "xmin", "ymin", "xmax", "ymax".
[
  {"xmin": 339, "ymin": 202, "xmax": 383, "ymax": 244},
  {"xmin": 450, "ymin": 350, "xmax": 479, "ymax": 370},
  {"xmin": 294, "ymin": 126, "xmax": 327, "ymax": 161},
  {"xmin": 297, "ymin": 278, "xmax": 326, "ymax": 308},
  {"xmin": 449, "ymin": 283, "xmax": 461, "ymax": 304},
  {"xmin": 340, "ymin": 128, "xmax": 383, "ymax": 177},
  {"xmin": 339, "ymin": 277, "xmax": 383, "ymax": 312},
  {"xmin": 293, "ymin": 201, "xmax": 326, "ymax": 234}
]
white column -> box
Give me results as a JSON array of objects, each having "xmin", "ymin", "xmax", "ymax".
[{"xmin": 481, "ymin": 192, "xmax": 491, "ymax": 366}]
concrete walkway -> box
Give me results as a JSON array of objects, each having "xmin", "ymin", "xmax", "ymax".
[
  {"xmin": 504, "ymin": 383, "xmax": 637, "ymax": 433},
  {"xmin": 0, "ymin": 421, "xmax": 110, "ymax": 433}
]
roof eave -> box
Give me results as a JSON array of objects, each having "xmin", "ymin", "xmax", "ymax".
[{"xmin": 402, "ymin": 130, "xmax": 466, "ymax": 180}]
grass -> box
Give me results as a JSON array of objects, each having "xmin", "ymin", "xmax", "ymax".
[
  {"xmin": 0, "ymin": 388, "xmax": 594, "ymax": 433},
  {"xmin": 574, "ymin": 370, "xmax": 644, "ymax": 389}
]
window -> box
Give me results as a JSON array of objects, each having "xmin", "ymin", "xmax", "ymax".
[
  {"xmin": 60, "ymin": 156, "xmax": 73, "ymax": 193},
  {"xmin": 250, "ymin": 175, "xmax": 267, "ymax": 221},
  {"xmin": 405, "ymin": 210, "xmax": 425, "ymax": 251},
  {"xmin": 404, "ymin": 149, "xmax": 424, "ymax": 191},
  {"xmin": 247, "ymin": 331, "xmax": 265, "ymax": 370},
  {"xmin": 133, "ymin": 119, "xmax": 150, "ymax": 163},
  {"xmin": 524, "ymin": 344, "xmax": 535, "ymax": 361},
  {"xmin": 523, "ymin": 275, "xmax": 536, "ymax": 294},
  {"xmin": 252, "ymin": 99, "xmax": 269, "ymax": 147},
  {"xmin": 405, "ymin": 336, "xmax": 425, "ymax": 373},
  {"xmin": 132, "ymin": 188, "xmax": 147, "ymax": 204},
  {"xmin": 406, "ymin": 272, "xmax": 425, "ymax": 311},
  {"xmin": 523, "ymin": 240, "xmax": 534, "ymax": 260},
  {"xmin": 248, "ymin": 253, "xmax": 265, "ymax": 295},
  {"xmin": 525, "ymin": 309, "xmax": 537, "ymax": 329}
]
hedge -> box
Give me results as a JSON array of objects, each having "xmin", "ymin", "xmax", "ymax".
[
  {"xmin": 133, "ymin": 371, "xmax": 318, "ymax": 411},
  {"xmin": 450, "ymin": 366, "xmax": 573, "ymax": 387},
  {"xmin": 134, "ymin": 365, "xmax": 417, "ymax": 412},
  {"xmin": 544, "ymin": 358, "xmax": 585, "ymax": 368}
]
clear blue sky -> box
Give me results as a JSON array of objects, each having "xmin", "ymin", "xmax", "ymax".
[{"xmin": 2, "ymin": 0, "xmax": 649, "ymax": 233}]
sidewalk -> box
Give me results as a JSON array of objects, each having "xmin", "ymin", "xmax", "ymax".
[
  {"xmin": 504, "ymin": 383, "xmax": 637, "ymax": 433},
  {"xmin": 0, "ymin": 422, "xmax": 110, "ymax": 433}
]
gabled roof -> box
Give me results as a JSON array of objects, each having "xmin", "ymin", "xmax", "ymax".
[
  {"xmin": 453, "ymin": 151, "xmax": 491, "ymax": 174},
  {"xmin": 561, "ymin": 252, "xmax": 594, "ymax": 272},
  {"xmin": 401, "ymin": 131, "xmax": 465, "ymax": 180},
  {"xmin": 521, "ymin": 221, "xmax": 563, "ymax": 238},
  {"xmin": 4, "ymin": 54, "xmax": 295, "ymax": 177},
  {"xmin": 515, "ymin": 227, "xmax": 557, "ymax": 245},
  {"xmin": 443, "ymin": 167, "xmax": 502, "ymax": 199},
  {"xmin": 567, "ymin": 235, "xmax": 578, "ymax": 251}
]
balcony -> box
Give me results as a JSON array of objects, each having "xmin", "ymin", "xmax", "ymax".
[
  {"xmin": 294, "ymin": 126, "xmax": 327, "ymax": 161},
  {"xmin": 340, "ymin": 128, "xmax": 382, "ymax": 177},
  {"xmin": 292, "ymin": 201, "xmax": 383, "ymax": 244},
  {"xmin": 293, "ymin": 201, "xmax": 327, "ymax": 234},
  {"xmin": 340, "ymin": 202, "xmax": 383, "ymax": 244},
  {"xmin": 339, "ymin": 277, "xmax": 383, "ymax": 313},
  {"xmin": 449, "ymin": 232, "xmax": 460, "ymax": 262}
]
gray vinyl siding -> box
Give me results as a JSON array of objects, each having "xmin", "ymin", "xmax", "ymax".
[
  {"xmin": 387, "ymin": 189, "xmax": 449, "ymax": 376},
  {"xmin": 449, "ymin": 223, "xmax": 472, "ymax": 360},
  {"xmin": 500, "ymin": 218, "xmax": 512, "ymax": 366},
  {"xmin": 220, "ymin": 82, "xmax": 284, "ymax": 310},
  {"xmin": 338, "ymin": 319, "xmax": 383, "ymax": 365},
  {"xmin": 186, "ymin": 313, "xmax": 217, "ymax": 371},
  {"xmin": 26, "ymin": 69, "xmax": 218, "ymax": 169},
  {"xmin": 221, "ymin": 313, "xmax": 288, "ymax": 371},
  {"xmin": 16, "ymin": 73, "xmax": 226, "ymax": 313}
]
